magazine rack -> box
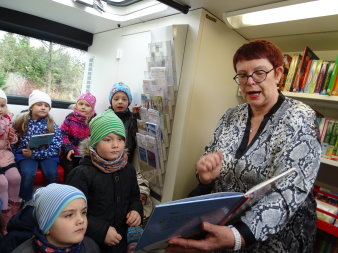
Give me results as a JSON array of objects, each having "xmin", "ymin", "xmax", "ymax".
[{"xmin": 314, "ymin": 185, "xmax": 338, "ymax": 237}]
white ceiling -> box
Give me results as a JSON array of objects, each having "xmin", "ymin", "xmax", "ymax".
[{"xmin": 1, "ymin": 0, "xmax": 338, "ymax": 51}]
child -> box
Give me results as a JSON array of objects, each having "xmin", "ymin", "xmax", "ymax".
[
  {"xmin": 108, "ymin": 82, "xmax": 138, "ymax": 163},
  {"xmin": 12, "ymin": 183, "xmax": 100, "ymax": 253},
  {"xmin": 66, "ymin": 110, "xmax": 143, "ymax": 253},
  {"xmin": 12, "ymin": 90, "xmax": 62, "ymax": 201},
  {"xmin": 0, "ymin": 89, "xmax": 22, "ymax": 235},
  {"xmin": 60, "ymin": 92, "xmax": 96, "ymax": 179}
]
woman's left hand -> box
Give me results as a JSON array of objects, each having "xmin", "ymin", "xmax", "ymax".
[
  {"xmin": 167, "ymin": 222, "xmax": 235, "ymax": 252},
  {"xmin": 126, "ymin": 210, "xmax": 141, "ymax": 227}
]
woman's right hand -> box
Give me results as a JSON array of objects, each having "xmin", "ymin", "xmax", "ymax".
[
  {"xmin": 104, "ymin": 226, "xmax": 122, "ymax": 246},
  {"xmin": 196, "ymin": 152, "xmax": 222, "ymax": 184},
  {"xmin": 66, "ymin": 150, "xmax": 74, "ymax": 161}
]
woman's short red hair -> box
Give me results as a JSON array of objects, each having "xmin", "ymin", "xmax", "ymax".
[{"xmin": 233, "ymin": 40, "xmax": 283, "ymax": 72}]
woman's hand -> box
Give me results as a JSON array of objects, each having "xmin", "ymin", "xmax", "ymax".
[
  {"xmin": 104, "ymin": 226, "xmax": 122, "ymax": 246},
  {"xmin": 22, "ymin": 149, "xmax": 32, "ymax": 158},
  {"xmin": 167, "ymin": 222, "xmax": 236, "ymax": 252},
  {"xmin": 126, "ymin": 210, "xmax": 141, "ymax": 227},
  {"xmin": 196, "ymin": 152, "xmax": 222, "ymax": 184},
  {"xmin": 8, "ymin": 127, "xmax": 15, "ymax": 140},
  {"xmin": 67, "ymin": 150, "xmax": 74, "ymax": 161}
]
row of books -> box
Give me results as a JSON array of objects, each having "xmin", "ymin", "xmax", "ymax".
[
  {"xmin": 279, "ymin": 45, "xmax": 338, "ymax": 95},
  {"xmin": 318, "ymin": 118, "xmax": 338, "ymax": 161}
]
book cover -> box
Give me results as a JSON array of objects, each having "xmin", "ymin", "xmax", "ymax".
[
  {"xmin": 326, "ymin": 56, "xmax": 338, "ymax": 95},
  {"xmin": 314, "ymin": 61, "xmax": 329, "ymax": 93},
  {"xmin": 279, "ymin": 54, "xmax": 292, "ymax": 91},
  {"xmin": 321, "ymin": 120, "xmax": 335, "ymax": 158},
  {"xmin": 326, "ymin": 121, "xmax": 338, "ymax": 157},
  {"xmin": 28, "ymin": 133, "xmax": 55, "ymax": 149},
  {"xmin": 331, "ymin": 73, "xmax": 338, "ymax": 96},
  {"xmin": 320, "ymin": 62, "xmax": 335, "ymax": 95},
  {"xmin": 284, "ymin": 54, "xmax": 301, "ymax": 92},
  {"xmin": 135, "ymin": 168, "xmax": 296, "ymax": 252},
  {"xmin": 299, "ymin": 59, "xmax": 313, "ymax": 92},
  {"xmin": 303, "ymin": 60, "xmax": 319, "ymax": 93},
  {"xmin": 292, "ymin": 46, "xmax": 319, "ymax": 92},
  {"xmin": 309, "ymin": 59, "xmax": 323, "ymax": 93}
]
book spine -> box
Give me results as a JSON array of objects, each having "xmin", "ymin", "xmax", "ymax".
[
  {"xmin": 320, "ymin": 62, "xmax": 335, "ymax": 95},
  {"xmin": 314, "ymin": 61, "xmax": 328, "ymax": 93},
  {"xmin": 326, "ymin": 56, "xmax": 338, "ymax": 95},
  {"xmin": 309, "ymin": 60, "xmax": 323, "ymax": 93},
  {"xmin": 299, "ymin": 60, "xmax": 313, "ymax": 92},
  {"xmin": 322, "ymin": 120, "xmax": 335, "ymax": 158},
  {"xmin": 331, "ymin": 74, "xmax": 338, "ymax": 96},
  {"xmin": 304, "ymin": 60, "xmax": 318, "ymax": 93},
  {"xmin": 284, "ymin": 54, "xmax": 300, "ymax": 92}
]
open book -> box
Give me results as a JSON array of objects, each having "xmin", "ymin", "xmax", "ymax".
[
  {"xmin": 135, "ymin": 167, "xmax": 297, "ymax": 252},
  {"xmin": 28, "ymin": 133, "xmax": 55, "ymax": 149}
]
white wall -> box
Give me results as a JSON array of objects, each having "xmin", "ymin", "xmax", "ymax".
[{"xmin": 8, "ymin": 104, "xmax": 72, "ymax": 126}]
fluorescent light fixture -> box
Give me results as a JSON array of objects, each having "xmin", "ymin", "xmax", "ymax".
[
  {"xmin": 223, "ymin": 0, "xmax": 338, "ymax": 29},
  {"xmin": 53, "ymin": 0, "xmax": 168, "ymax": 21}
]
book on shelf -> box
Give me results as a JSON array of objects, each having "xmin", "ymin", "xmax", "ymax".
[
  {"xmin": 292, "ymin": 46, "xmax": 319, "ymax": 92},
  {"xmin": 135, "ymin": 168, "xmax": 297, "ymax": 252},
  {"xmin": 320, "ymin": 62, "xmax": 335, "ymax": 95},
  {"xmin": 308, "ymin": 59, "xmax": 323, "ymax": 94},
  {"xmin": 331, "ymin": 74, "xmax": 338, "ymax": 96},
  {"xmin": 28, "ymin": 133, "xmax": 55, "ymax": 149},
  {"xmin": 299, "ymin": 59, "xmax": 313, "ymax": 92},
  {"xmin": 327, "ymin": 55, "xmax": 338, "ymax": 95},
  {"xmin": 326, "ymin": 122, "xmax": 338, "ymax": 157},
  {"xmin": 303, "ymin": 60, "xmax": 320, "ymax": 93},
  {"xmin": 284, "ymin": 54, "xmax": 301, "ymax": 92},
  {"xmin": 321, "ymin": 120, "xmax": 336, "ymax": 158},
  {"xmin": 279, "ymin": 54, "xmax": 292, "ymax": 90},
  {"xmin": 314, "ymin": 61, "xmax": 329, "ymax": 93}
]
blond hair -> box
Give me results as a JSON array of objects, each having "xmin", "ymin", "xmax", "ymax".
[{"xmin": 13, "ymin": 111, "xmax": 55, "ymax": 138}]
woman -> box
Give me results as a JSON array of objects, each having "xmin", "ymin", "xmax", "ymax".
[{"xmin": 168, "ymin": 40, "xmax": 321, "ymax": 252}]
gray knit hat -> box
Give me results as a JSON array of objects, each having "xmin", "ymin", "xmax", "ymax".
[
  {"xmin": 33, "ymin": 183, "xmax": 87, "ymax": 234},
  {"xmin": 89, "ymin": 110, "xmax": 125, "ymax": 147}
]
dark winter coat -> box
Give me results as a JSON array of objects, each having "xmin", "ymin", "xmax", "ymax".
[
  {"xmin": 11, "ymin": 236, "xmax": 100, "ymax": 253},
  {"xmin": 65, "ymin": 142, "xmax": 142, "ymax": 253},
  {"xmin": 114, "ymin": 109, "xmax": 138, "ymax": 163}
]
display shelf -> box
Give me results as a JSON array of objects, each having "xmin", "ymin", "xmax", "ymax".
[
  {"xmin": 282, "ymin": 91, "xmax": 338, "ymax": 109},
  {"xmin": 321, "ymin": 158, "xmax": 338, "ymax": 167},
  {"xmin": 314, "ymin": 187, "xmax": 338, "ymax": 237}
]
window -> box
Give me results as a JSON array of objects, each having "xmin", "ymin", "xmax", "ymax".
[{"xmin": 0, "ymin": 30, "xmax": 86, "ymax": 103}]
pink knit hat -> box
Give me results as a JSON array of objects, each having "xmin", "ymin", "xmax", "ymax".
[{"xmin": 77, "ymin": 92, "xmax": 96, "ymax": 110}]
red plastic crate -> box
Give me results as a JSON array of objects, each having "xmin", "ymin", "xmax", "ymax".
[{"xmin": 314, "ymin": 186, "xmax": 338, "ymax": 237}]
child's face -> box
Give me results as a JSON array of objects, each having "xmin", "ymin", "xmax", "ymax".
[
  {"xmin": 0, "ymin": 98, "xmax": 6, "ymax": 117},
  {"xmin": 111, "ymin": 91, "xmax": 128, "ymax": 112},
  {"xmin": 95, "ymin": 132, "xmax": 125, "ymax": 160},
  {"xmin": 30, "ymin": 102, "xmax": 50, "ymax": 120},
  {"xmin": 75, "ymin": 99, "xmax": 93, "ymax": 116},
  {"xmin": 46, "ymin": 198, "xmax": 87, "ymax": 248}
]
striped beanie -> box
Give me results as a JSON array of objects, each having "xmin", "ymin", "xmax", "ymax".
[
  {"xmin": 109, "ymin": 82, "xmax": 132, "ymax": 106},
  {"xmin": 33, "ymin": 183, "xmax": 87, "ymax": 234},
  {"xmin": 89, "ymin": 110, "xmax": 125, "ymax": 147}
]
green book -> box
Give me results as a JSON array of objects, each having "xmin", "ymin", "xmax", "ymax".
[{"xmin": 326, "ymin": 55, "xmax": 338, "ymax": 95}]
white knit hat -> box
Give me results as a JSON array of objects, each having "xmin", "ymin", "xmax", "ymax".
[
  {"xmin": 28, "ymin": 90, "xmax": 51, "ymax": 108},
  {"xmin": 0, "ymin": 89, "xmax": 7, "ymax": 102},
  {"xmin": 33, "ymin": 183, "xmax": 87, "ymax": 234}
]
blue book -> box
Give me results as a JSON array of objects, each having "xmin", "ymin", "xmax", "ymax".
[
  {"xmin": 135, "ymin": 168, "xmax": 296, "ymax": 252},
  {"xmin": 28, "ymin": 133, "xmax": 55, "ymax": 149}
]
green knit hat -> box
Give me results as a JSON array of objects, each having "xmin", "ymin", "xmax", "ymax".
[{"xmin": 89, "ymin": 110, "xmax": 125, "ymax": 147}]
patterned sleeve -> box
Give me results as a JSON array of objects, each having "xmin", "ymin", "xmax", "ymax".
[
  {"xmin": 60, "ymin": 118, "xmax": 74, "ymax": 154},
  {"xmin": 31, "ymin": 123, "xmax": 62, "ymax": 160},
  {"xmin": 238, "ymin": 104, "xmax": 321, "ymax": 242}
]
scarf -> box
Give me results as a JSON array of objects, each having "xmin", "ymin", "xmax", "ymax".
[
  {"xmin": 33, "ymin": 230, "xmax": 82, "ymax": 253},
  {"xmin": 89, "ymin": 147, "xmax": 128, "ymax": 173}
]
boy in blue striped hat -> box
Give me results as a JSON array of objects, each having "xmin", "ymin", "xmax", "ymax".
[
  {"xmin": 66, "ymin": 110, "xmax": 143, "ymax": 253},
  {"xmin": 12, "ymin": 183, "xmax": 100, "ymax": 253}
]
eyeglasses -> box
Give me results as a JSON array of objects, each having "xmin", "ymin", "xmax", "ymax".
[{"xmin": 233, "ymin": 68, "xmax": 275, "ymax": 85}]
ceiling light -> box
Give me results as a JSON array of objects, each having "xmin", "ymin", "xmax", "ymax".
[{"xmin": 223, "ymin": 0, "xmax": 338, "ymax": 29}]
